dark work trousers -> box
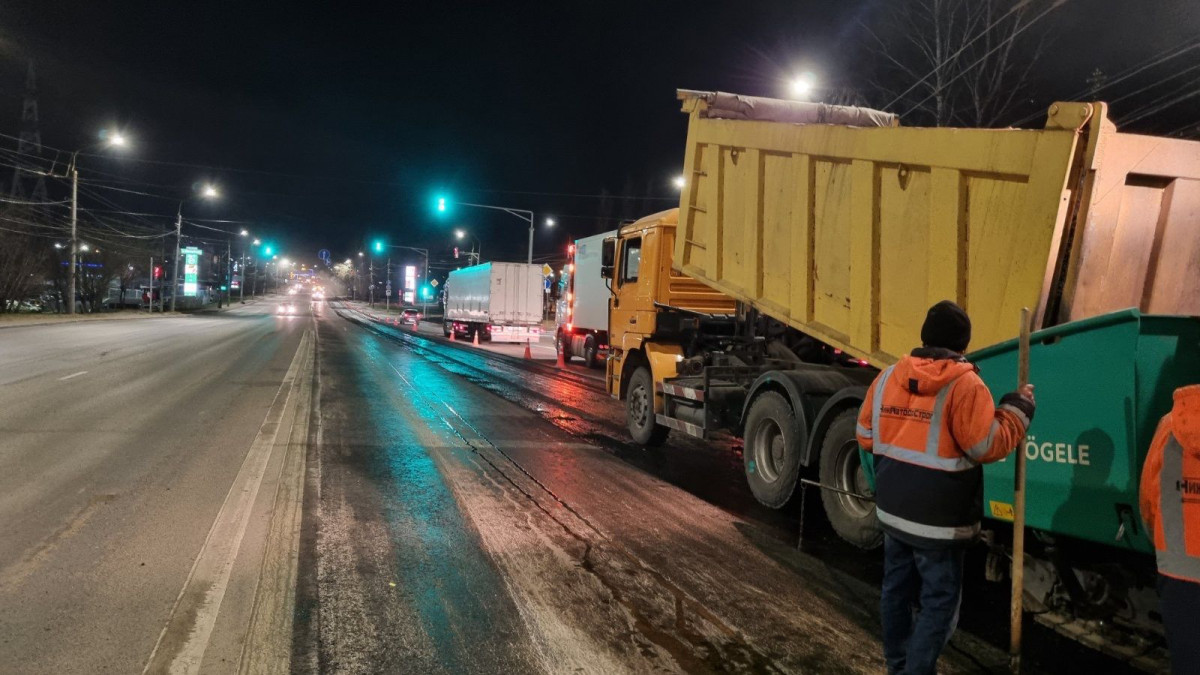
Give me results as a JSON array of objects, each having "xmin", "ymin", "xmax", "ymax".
[
  {"xmin": 1159, "ymin": 574, "xmax": 1200, "ymax": 675},
  {"xmin": 880, "ymin": 534, "xmax": 965, "ymax": 675}
]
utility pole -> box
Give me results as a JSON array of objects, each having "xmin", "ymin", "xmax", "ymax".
[
  {"xmin": 170, "ymin": 209, "xmax": 182, "ymax": 312},
  {"xmin": 68, "ymin": 166, "xmax": 78, "ymax": 314},
  {"xmin": 386, "ymin": 257, "xmax": 391, "ymax": 311},
  {"xmin": 149, "ymin": 256, "xmax": 154, "ymax": 313},
  {"xmin": 369, "ymin": 262, "xmax": 374, "ymax": 307}
]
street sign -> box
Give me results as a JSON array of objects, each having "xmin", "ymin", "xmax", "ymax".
[
  {"xmin": 181, "ymin": 246, "xmax": 202, "ymax": 297},
  {"xmin": 541, "ymin": 263, "xmax": 553, "ymax": 276},
  {"xmin": 318, "ymin": 249, "xmax": 331, "ymax": 266},
  {"xmin": 385, "ymin": 282, "xmax": 392, "ymax": 296},
  {"xmin": 430, "ymin": 279, "xmax": 439, "ymax": 287},
  {"xmin": 544, "ymin": 277, "xmax": 552, "ymax": 293}
]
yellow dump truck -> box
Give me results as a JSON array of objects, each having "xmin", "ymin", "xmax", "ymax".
[{"xmin": 603, "ymin": 90, "xmax": 1200, "ymax": 650}]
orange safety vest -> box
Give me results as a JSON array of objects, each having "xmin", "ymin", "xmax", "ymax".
[
  {"xmin": 1142, "ymin": 404, "xmax": 1200, "ymax": 583},
  {"xmin": 858, "ymin": 351, "xmax": 1030, "ymax": 546}
]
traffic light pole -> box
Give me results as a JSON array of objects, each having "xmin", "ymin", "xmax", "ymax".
[{"xmin": 454, "ymin": 202, "xmax": 535, "ymax": 264}]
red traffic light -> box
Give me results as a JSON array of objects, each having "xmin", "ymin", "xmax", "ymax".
[{"xmin": 153, "ymin": 266, "xmax": 163, "ymax": 279}]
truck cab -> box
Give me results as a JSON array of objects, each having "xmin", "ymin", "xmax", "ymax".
[{"xmin": 602, "ymin": 209, "xmax": 736, "ymax": 443}]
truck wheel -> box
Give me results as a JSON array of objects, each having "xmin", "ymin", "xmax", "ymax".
[
  {"xmin": 627, "ymin": 366, "xmax": 669, "ymax": 446},
  {"xmin": 818, "ymin": 409, "xmax": 883, "ymax": 550},
  {"xmin": 583, "ymin": 335, "xmax": 598, "ymax": 369},
  {"xmin": 743, "ymin": 392, "xmax": 801, "ymax": 509},
  {"xmin": 557, "ymin": 331, "xmax": 572, "ymax": 363},
  {"xmin": 443, "ymin": 321, "xmax": 451, "ymax": 337}
]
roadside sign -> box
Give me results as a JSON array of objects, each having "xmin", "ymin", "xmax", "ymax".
[
  {"xmin": 318, "ymin": 249, "xmax": 331, "ymax": 265},
  {"xmin": 544, "ymin": 277, "xmax": 552, "ymax": 293},
  {"xmin": 430, "ymin": 279, "xmax": 439, "ymax": 287},
  {"xmin": 541, "ymin": 263, "xmax": 553, "ymax": 277},
  {"xmin": 181, "ymin": 246, "xmax": 202, "ymax": 297}
]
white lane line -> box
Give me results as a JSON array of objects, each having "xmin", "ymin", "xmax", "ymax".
[
  {"xmin": 142, "ymin": 329, "xmax": 313, "ymax": 675},
  {"xmin": 58, "ymin": 371, "xmax": 88, "ymax": 381}
]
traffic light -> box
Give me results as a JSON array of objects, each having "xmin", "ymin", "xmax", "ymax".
[
  {"xmin": 153, "ymin": 265, "xmax": 163, "ymax": 279},
  {"xmin": 263, "ymin": 245, "xmax": 274, "ymax": 256},
  {"xmin": 437, "ymin": 197, "xmax": 446, "ymax": 212},
  {"xmin": 373, "ymin": 240, "xmax": 384, "ymax": 253}
]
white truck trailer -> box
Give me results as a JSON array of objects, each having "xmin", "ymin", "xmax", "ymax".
[
  {"xmin": 442, "ymin": 262, "xmax": 543, "ymax": 343},
  {"xmin": 555, "ymin": 231, "xmax": 616, "ymax": 367}
]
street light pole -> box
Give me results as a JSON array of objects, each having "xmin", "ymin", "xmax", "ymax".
[{"xmin": 452, "ymin": 202, "xmax": 540, "ymax": 264}]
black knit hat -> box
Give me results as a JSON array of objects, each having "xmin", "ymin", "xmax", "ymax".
[{"xmin": 921, "ymin": 300, "xmax": 971, "ymax": 353}]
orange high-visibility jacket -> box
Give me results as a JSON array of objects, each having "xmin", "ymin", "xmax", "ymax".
[
  {"xmin": 1140, "ymin": 385, "xmax": 1200, "ymax": 584},
  {"xmin": 857, "ymin": 348, "xmax": 1032, "ymax": 547}
]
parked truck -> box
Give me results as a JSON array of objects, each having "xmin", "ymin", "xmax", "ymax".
[
  {"xmin": 443, "ymin": 262, "xmax": 544, "ymax": 342},
  {"xmin": 555, "ymin": 231, "xmax": 617, "ymax": 367},
  {"xmin": 602, "ymin": 90, "xmax": 1200, "ymax": 653}
]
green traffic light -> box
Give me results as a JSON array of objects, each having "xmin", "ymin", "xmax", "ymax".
[
  {"xmin": 264, "ymin": 246, "xmax": 274, "ymax": 256},
  {"xmin": 373, "ymin": 240, "xmax": 384, "ymax": 253},
  {"xmin": 437, "ymin": 197, "xmax": 446, "ymax": 212}
]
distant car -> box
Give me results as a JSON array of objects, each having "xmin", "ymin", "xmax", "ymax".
[
  {"xmin": 287, "ymin": 287, "xmax": 298, "ymax": 296},
  {"xmin": 312, "ymin": 290, "xmax": 324, "ymax": 300},
  {"xmin": 400, "ymin": 308, "xmax": 421, "ymax": 324},
  {"xmin": 276, "ymin": 302, "xmax": 297, "ymax": 315}
]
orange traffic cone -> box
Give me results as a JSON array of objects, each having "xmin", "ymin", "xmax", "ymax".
[
  {"xmin": 524, "ymin": 341, "xmax": 532, "ymax": 359},
  {"xmin": 472, "ymin": 331, "xmax": 479, "ymax": 346},
  {"xmin": 556, "ymin": 345, "xmax": 566, "ymax": 368},
  {"xmin": 449, "ymin": 329, "xmax": 455, "ymax": 341}
]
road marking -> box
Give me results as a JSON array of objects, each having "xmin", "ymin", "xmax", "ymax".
[
  {"xmin": 58, "ymin": 371, "xmax": 87, "ymax": 381},
  {"xmin": 143, "ymin": 329, "xmax": 313, "ymax": 675}
]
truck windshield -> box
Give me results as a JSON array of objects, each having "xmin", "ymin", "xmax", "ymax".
[{"xmin": 621, "ymin": 238, "xmax": 642, "ymax": 284}]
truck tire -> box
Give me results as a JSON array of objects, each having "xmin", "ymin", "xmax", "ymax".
[
  {"xmin": 627, "ymin": 366, "xmax": 669, "ymax": 446},
  {"xmin": 818, "ymin": 409, "xmax": 883, "ymax": 550},
  {"xmin": 743, "ymin": 392, "xmax": 802, "ymax": 509},
  {"xmin": 557, "ymin": 331, "xmax": 572, "ymax": 363},
  {"xmin": 443, "ymin": 321, "xmax": 452, "ymax": 337},
  {"xmin": 583, "ymin": 335, "xmax": 598, "ymax": 369}
]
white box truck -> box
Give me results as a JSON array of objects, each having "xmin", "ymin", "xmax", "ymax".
[
  {"xmin": 442, "ymin": 262, "xmax": 543, "ymax": 343},
  {"xmin": 554, "ymin": 231, "xmax": 616, "ymax": 367}
]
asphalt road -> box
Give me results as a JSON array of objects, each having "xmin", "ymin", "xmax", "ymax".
[
  {"xmin": 0, "ymin": 298, "xmax": 316, "ymax": 674},
  {"xmin": 0, "ymin": 296, "xmax": 1141, "ymax": 674}
]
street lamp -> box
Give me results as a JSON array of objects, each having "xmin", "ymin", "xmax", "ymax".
[
  {"xmin": 673, "ymin": 175, "xmax": 686, "ymax": 190},
  {"xmin": 788, "ymin": 72, "xmax": 816, "ymax": 100},
  {"xmin": 169, "ymin": 183, "xmax": 220, "ymax": 312},
  {"xmin": 545, "ymin": 218, "xmax": 556, "ymax": 227}
]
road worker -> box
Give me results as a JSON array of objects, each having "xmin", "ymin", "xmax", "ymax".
[
  {"xmin": 857, "ymin": 300, "xmax": 1035, "ymax": 675},
  {"xmin": 1140, "ymin": 386, "xmax": 1200, "ymax": 675}
]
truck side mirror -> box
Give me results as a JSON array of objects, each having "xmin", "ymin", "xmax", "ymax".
[{"xmin": 600, "ymin": 238, "xmax": 616, "ymax": 279}]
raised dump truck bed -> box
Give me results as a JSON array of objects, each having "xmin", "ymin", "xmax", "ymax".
[{"xmin": 675, "ymin": 91, "xmax": 1200, "ymax": 367}]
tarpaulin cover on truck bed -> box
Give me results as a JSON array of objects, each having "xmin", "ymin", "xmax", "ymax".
[{"xmin": 679, "ymin": 90, "xmax": 898, "ymax": 128}]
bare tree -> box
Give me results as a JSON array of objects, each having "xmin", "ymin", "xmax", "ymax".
[{"xmin": 861, "ymin": 0, "xmax": 1051, "ymax": 127}]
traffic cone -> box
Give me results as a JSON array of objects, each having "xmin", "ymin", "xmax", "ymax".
[
  {"xmin": 524, "ymin": 341, "xmax": 532, "ymax": 360},
  {"xmin": 556, "ymin": 346, "xmax": 566, "ymax": 368},
  {"xmin": 472, "ymin": 331, "xmax": 479, "ymax": 346},
  {"xmin": 449, "ymin": 329, "xmax": 455, "ymax": 341}
]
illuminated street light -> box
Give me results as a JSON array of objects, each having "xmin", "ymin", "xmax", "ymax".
[
  {"xmin": 54, "ymin": 242, "xmax": 64, "ymax": 249},
  {"xmin": 108, "ymin": 132, "xmax": 127, "ymax": 147},
  {"xmin": 253, "ymin": 238, "xmax": 261, "ymax": 245},
  {"xmin": 455, "ymin": 229, "xmax": 465, "ymax": 239},
  {"xmin": 202, "ymin": 184, "xmax": 219, "ymax": 199},
  {"xmin": 79, "ymin": 243, "xmax": 90, "ymax": 252},
  {"xmin": 240, "ymin": 229, "xmax": 249, "ymax": 237},
  {"xmin": 545, "ymin": 218, "xmax": 556, "ymax": 227},
  {"xmin": 673, "ymin": 175, "xmax": 686, "ymax": 190},
  {"xmin": 788, "ymin": 72, "xmax": 816, "ymax": 100}
]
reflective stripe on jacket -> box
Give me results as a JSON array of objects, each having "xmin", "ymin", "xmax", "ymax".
[
  {"xmin": 1140, "ymin": 385, "xmax": 1200, "ymax": 584},
  {"xmin": 857, "ymin": 349, "xmax": 1030, "ymax": 548}
]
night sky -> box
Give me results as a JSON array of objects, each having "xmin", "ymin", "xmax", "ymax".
[{"xmin": 3, "ymin": 1, "xmax": 1198, "ymax": 268}]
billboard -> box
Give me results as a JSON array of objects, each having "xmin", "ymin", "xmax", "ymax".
[
  {"xmin": 404, "ymin": 265, "xmax": 416, "ymax": 291},
  {"xmin": 181, "ymin": 246, "xmax": 202, "ymax": 297}
]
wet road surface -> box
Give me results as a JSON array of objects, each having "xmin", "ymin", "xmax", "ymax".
[{"xmin": 298, "ymin": 303, "xmax": 1141, "ymax": 674}]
